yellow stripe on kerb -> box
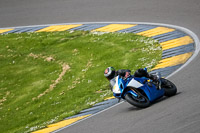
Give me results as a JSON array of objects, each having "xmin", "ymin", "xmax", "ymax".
[
  {"xmin": 32, "ymin": 114, "xmax": 91, "ymax": 133},
  {"xmin": 161, "ymin": 36, "xmax": 194, "ymax": 50},
  {"xmin": 137, "ymin": 27, "xmax": 175, "ymax": 37},
  {"xmin": 0, "ymin": 29, "xmax": 14, "ymax": 33},
  {"xmin": 104, "ymin": 96, "xmax": 115, "ymax": 100},
  {"xmin": 93, "ymin": 24, "xmax": 136, "ymax": 32},
  {"xmin": 36, "ymin": 24, "xmax": 82, "ymax": 32},
  {"xmin": 152, "ymin": 52, "xmax": 193, "ymax": 70}
]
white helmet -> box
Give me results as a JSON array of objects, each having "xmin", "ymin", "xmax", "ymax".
[{"xmin": 104, "ymin": 67, "xmax": 116, "ymax": 80}]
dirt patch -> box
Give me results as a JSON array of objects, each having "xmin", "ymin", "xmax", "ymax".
[
  {"xmin": 0, "ymin": 91, "xmax": 10, "ymax": 106},
  {"xmin": 35, "ymin": 64, "xmax": 70, "ymax": 100},
  {"xmin": 46, "ymin": 57, "xmax": 54, "ymax": 62},
  {"xmin": 28, "ymin": 53, "xmax": 70, "ymax": 100},
  {"xmin": 28, "ymin": 53, "xmax": 55, "ymax": 62}
]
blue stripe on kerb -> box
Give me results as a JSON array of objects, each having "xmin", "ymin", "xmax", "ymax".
[
  {"xmin": 152, "ymin": 30, "xmax": 187, "ymax": 42},
  {"xmin": 4, "ymin": 26, "xmax": 48, "ymax": 33},
  {"xmin": 69, "ymin": 24, "xmax": 109, "ymax": 31},
  {"xmin": 5, "ymin": 28, "xmax": 23, "ymax": 33},
  {"xmin": 150, "ymin": 64, "xmax": 182, "ymax": 77},
  {"xmin": 15, "ymin": 27, "xmax": 34, "ymax": 33},
  {"xmin": 118, "ymin": 24, "xmax": 158, "ymax": 33},
  {"xmin": 66, "ymin": 98, "xmax": 118, "ymax": 119},
  {"xmin": 27, "ymin": 26, "xmax": 49, "ymax": 32},
  {"xmin": 162, "ymin": 43, "xmax": 194, "ymax": 59}
]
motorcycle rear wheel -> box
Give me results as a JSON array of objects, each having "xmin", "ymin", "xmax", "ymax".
[
  {"xmin": 161, "ymin": 78, "xmax": 177, "ymax": 97},
  {"xmin": 125, "ymin": 91, "xmax": 150, "ymax": 108}
]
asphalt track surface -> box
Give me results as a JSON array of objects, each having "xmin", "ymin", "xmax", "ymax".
[{"xmin": 1, "ymin": 0, "xmax": 200, "ymax": 133}]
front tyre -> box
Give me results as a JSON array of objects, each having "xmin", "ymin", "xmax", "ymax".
[
  {"xmin": 161, "ymin": 78, "xmax": 177, "ymax": 97},
  {"xmin": 125, "ymin": 92, "xmax": 150, "ymax": 108}
]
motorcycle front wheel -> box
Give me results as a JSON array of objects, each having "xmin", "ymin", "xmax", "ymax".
[
  {"xmin": 161, "ymin": 78, "xmax": 177, "ymax": 97},
  {"xmin": 125, "ymin": 91, "xmax": 150, "ymax": 108}
]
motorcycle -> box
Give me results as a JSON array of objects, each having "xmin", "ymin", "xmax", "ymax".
[{"xmin": 112, "ymin": 69, "xmax": 177, "ymax": 108}]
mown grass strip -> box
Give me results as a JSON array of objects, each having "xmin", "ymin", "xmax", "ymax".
[{"xmin": 0, "ymin": 31, "xmax": 161, "ymax": 133}]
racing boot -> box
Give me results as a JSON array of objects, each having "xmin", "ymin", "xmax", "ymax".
[
  {"xmin": 156, "ymin": 72, "xmax": 162, "ymax": 90},
  {"xmin": 149, "ymin": 73, "xmax": 161, "ymax": 90}
]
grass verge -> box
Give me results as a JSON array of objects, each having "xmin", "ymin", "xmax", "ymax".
[{"xmin": 0, "ymin": 30, "xmax": 162, "ymax": 133}]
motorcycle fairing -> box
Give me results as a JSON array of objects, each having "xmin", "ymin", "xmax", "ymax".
[
  {"xmin": 126, "ymin": 77, "xmax": 165, "ymax": 102},
  {"xmin": 112, "ymin": 76, "xmax": 121, "ymax": 94},
  {"xmin": 113, "ymin": 76, "xmax": 139, "ymax": 98},
  {"xmin": 127, "ymin": 78, "xmax": 143, "ymax": 88},
  {"xmin": 112, "ymin": 76, "xmax": 165, "ymax": 102}
]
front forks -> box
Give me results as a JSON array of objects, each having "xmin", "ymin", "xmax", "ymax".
[{"xmin": 126, "ymin": 88, "xmax": 139, "ymax": 98}]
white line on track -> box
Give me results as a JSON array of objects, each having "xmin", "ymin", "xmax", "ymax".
[{"xmin": 51, "ymin": 101, "xmax": 124, "ymax": 133}]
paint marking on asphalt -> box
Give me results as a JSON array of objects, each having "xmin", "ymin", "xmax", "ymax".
[
  {"xmin": 137, "ymin": 27, "xmax": 175, "ymax": 37},
  {"xmin": 152, "ymin": 52, "xmax": 193, "ymax": 70},
  {"xmin": 93, "ymin": 24, "xmax": 136, "ymax": 32},
  {"xmin": 161, "ymin": 36, "xmax": 194, "ymax": 50},
  {"xmin": 32, "ymin": 115, "xmax": 91, "ymax": 133},
  {"xmin": 104, "ymin": 96, "xmax": 116, "ymax": 100},
  {"xmin": 0, "ymin": 29, "xmax": 14, "ymax": 33},
  {"xmin": 36, "ymin": 24, "xmax": 82, "ymax": 32}
]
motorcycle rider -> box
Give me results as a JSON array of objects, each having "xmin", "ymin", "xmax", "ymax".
[{"xmin": 104, "ymin": 67, "xmax": 158, "ymax": 89}]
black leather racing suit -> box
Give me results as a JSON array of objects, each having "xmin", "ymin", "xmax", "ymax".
[
  {"xmin": 109, "ymin": 68, "xmax": 156, "ymax": 89},
  {"xmin": 109, "ymin": 69, "xmax": 131, "ymax": 89}
]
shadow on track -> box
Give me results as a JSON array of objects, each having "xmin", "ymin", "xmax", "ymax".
[{"xmin": 124, "ymin": 92, "xmax": 181, "ymax": 111}]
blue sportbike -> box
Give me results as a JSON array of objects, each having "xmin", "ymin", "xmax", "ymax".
[{"xmin": 112, "ymin": 71, "xmax": 177, "ymax": 108}]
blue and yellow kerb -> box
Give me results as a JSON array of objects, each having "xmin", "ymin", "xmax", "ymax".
[{"xmin": 0, "ymin": 23, "xmax": 195, "ymax": 133}]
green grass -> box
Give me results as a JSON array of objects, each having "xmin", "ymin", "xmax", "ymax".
[{"xmin": 0, "ymin": 30, "xmax": 162, "ymax": 133}]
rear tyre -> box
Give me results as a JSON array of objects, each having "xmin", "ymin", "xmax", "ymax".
[
  {"xmin": 125, "ymin": 91, "xmax": 150, "ymax": 108},
  {"xmin": 161, "ymin": 78, "xmax": 177, "ymax": 97}
]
